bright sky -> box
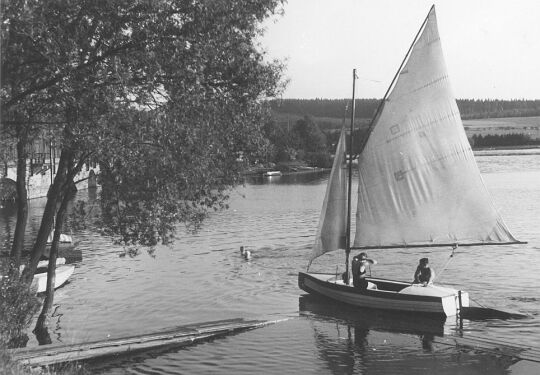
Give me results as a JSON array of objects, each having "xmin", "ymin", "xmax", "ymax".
[{"xmin": 260, "ymin": 0, "xmax": 540, "ymax": 100}]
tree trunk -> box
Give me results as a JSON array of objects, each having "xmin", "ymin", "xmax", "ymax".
[
  {"xmin": 10, "ymin": 132, "xmax": 29, "ymax": 268},
  {"xmin": 22, "ymin": 149, "xmax": 71, "ymax": 283},
  {"xmin": 33, "ymin": 191, "xmax": 70, "ymax": 345}
]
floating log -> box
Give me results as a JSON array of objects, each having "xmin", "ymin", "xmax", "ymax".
[{"xmin": 10, "ymin": 318, "xmax": 286, "ymax": 367}]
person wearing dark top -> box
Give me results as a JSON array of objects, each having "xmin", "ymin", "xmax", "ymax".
[
  {"xmin": 413, "ymin": 257, "xmax": 434, "ymax": 286},
  {"xmin": 351, "ymin": 252, "xmax": 377, "ymax": 289}
]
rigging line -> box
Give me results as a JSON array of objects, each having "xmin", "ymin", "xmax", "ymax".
[
  {"xmin": 469, "ymin": 297, "xmax": 488, "ymax": 308},
  {"xmin": 356, "ymin": 5, "xmax": 433, "ymax": 157},
  {"xmin": 432, "ymin": 244, "xmax": 457, "ymax": 282}
]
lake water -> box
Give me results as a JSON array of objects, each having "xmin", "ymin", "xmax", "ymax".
[{"xmin": 1, "ymin": 149, "xmax": 540, "ymax": 374}]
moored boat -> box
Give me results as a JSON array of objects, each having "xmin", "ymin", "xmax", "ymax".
[
  {"xmin": 31, "ymin": 264, "xmax": 75, "ymax": 293},
  {"xmin": 37, "ymin": 257, "xmax": 66, "ymax": 269},
  {"xmin": 46, "ymin": 232, "xmax": 73, "ymax": 244},
  {"xmin": 263, "ymin": 170, "xmax": 282, "ymax": 177}
]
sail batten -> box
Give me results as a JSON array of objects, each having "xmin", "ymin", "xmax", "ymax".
[{"xmin": 352, "ymin": 7, "xmax": 518, "ymax": 249}]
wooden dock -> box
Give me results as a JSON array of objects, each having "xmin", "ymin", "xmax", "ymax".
[{"xmin": 10, "ymin": 318, "xmax": 286, "ymax": 367}]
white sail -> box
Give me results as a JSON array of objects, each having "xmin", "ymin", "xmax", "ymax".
[
  {"xmin": 309, "ymin": 128, "xmax": 348, "ymax": 265},
  {"xmin": 353, "ymin": 8, "xmax": 517, "ymax": 248}
]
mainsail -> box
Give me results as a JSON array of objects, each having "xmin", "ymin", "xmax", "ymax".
[
  {"xmin": 309, "ymin": 127, "xmax": 348, "ymax": 266},
  {"xmin": 353, "ymin": 7, "xmax": 518, "ymax": 248}
]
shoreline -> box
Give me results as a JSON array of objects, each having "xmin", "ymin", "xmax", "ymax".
[
  {"xmin": 472, "ymin": 145, "xmax": 540, "ymax": 151},
  {"xmin": 243, "ymin": 145, "xmax": 540, "ymax": 176}
]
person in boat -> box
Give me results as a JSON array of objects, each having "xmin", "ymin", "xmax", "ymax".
[
  {"xmin": 351, "ymin": 252, "xmax": 377, "ymax": 290},
  {"xmin": 413, "ymin": 257, "xmax": 435, "ymax": 286}
]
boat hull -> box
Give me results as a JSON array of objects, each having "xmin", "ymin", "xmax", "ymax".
[
  {"xmin": 32, "ymin": 265, "xmax": 75, "ymax": 294},
  {"xmin": 263, "ymin": 171, "xmax": 282, "ymax": 177},
  {"xmin": 299, "ymin": 294, "xmax": 447, "ymax": 336},
  {"xmin": 299, "ymin": 272, "xmax": 468, "ymax": 316}
]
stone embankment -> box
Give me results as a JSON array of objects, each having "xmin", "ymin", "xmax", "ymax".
[{"xmin": 0, "ymin": 159, "xmax": 99, "ymax": 201}]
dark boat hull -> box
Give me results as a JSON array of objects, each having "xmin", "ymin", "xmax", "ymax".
[{"xmin": 299, "ymin": 272, "xmax": 468, "ymax": 316}]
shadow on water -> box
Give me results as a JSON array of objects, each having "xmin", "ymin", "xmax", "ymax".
[{"xmin": 299, "ymin": 295, "xmax": 519, "ymax": 375}]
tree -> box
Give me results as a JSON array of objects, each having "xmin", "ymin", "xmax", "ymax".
[
  {"xmin": 1, "ymin": 0, "xmax": 285, "ymax": 338},
  {"xmin": 292, "ymin": 116, "xmax": 327, "ymax": 153}
]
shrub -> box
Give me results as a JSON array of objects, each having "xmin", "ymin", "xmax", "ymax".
[
  {"xmin": 0, "ymin": 266, "xmax": 41, "ymax": 349},
  {"xmin": 305, "ymin": 152, "xmax": 332, "ymax": 168}
]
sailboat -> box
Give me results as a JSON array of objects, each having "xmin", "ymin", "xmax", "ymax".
[{"xmin": 298, "ymin": 6, "xmax": 524, "ymax": 317}]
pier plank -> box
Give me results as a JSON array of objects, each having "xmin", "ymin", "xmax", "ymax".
[{"xmin": 10, "ymin": 318, "xmax": 285, "ymax": 367}]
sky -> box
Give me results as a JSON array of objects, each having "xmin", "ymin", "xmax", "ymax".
[{"xmin": 259, "ymin": 0, "xmax": 540, "ymax": 100}]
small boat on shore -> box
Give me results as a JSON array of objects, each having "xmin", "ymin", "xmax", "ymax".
[
  {"xmin": 46, "ymin": 232, "xmax": 73, "ymax": 244},
  {"xmin": 298, "ymin": 6, "xmax": 523, "ymax": 317},
  {"xmin": 37, "ymin": 257, "xmax": 66, "ymax": 269},
  {"xmin": 31, "ymin": 264, "xmax": 75, "ymax": 293},
  {"xmin": 263, "ymin": 171, "xmax": 282, "ymax": 177}
]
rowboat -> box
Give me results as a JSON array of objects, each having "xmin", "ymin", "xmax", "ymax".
[
  {"xmin": 37, "ymin": 257, "xmax": 66, "ymax": 268},
  {"xmin": 46, "ymin": 232, "xmax": 73, "ymax": 244},
  {"xmin": 298, "ymin": 6, "xmax": 523, "ymax": 317},
  {"xmin": 263, "ymin": 171, "xmax": 282, "ymax": 177},
  {"xmin": 31, "ymin": 264, "xmax": 75, "ymax": 294}
]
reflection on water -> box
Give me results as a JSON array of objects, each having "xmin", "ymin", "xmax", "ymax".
[
  {"xmin": 91, "ymin": 304, "xmax": 520, "ymax": 375},
  {"xmin": 297, "ymin": 295, "xmax": 523, "ymax": 375},
  {"xmin": 1, "ymin": 154, "xmax": 540, "ymax": 374},
  {"xmin": 298, "ymin": 295, "xmax": 449, "ymax": 337}
]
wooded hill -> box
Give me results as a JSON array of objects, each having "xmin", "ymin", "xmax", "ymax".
[{"xmin": 270, "ymin": 98, "xmax": 540, "ymax": 131}]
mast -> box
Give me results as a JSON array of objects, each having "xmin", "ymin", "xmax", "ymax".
[{"xmin": 345, "ymin": 69, "xmax": 357, "ymax": 281}]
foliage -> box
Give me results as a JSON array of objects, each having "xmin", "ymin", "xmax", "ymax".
[
  {"xmin": 457, "ymin": 99, "xmax": 540, "ymax": 119},
  {"xmin": 0, "ymin": 266, "xmax": 40, "ymax": 349},
  {"xmin": 471, "ymin": 133, "xmax": 540, "ymax": 148},
  {"xmin": 304, "ymin": 151, "xmax": 332, "ymax": 168},
  {"xmin": 270, "ymin": 98, "xmax": 540, "ymax": 121},
  {"xmin": 0, "ymin": 349, "xmax": 27, "ymax": 375},
  {"xmin": 0, "ymin": 350, "xmax": 90, "ymax": 375},
  {"xmin": 1, "ymin": 0, "xmax": 286, "ymax": 248},
  {"xmin": 270, "ymin": 98, "xmax": 380, "ymax": 119},
  {"xmin": 292, "ymin": 116, "xmax": 327, "ymax": 153},
  {"xmin": 261, "ymin": 115, "xmax": 332, "ymax": 166},
  {"xmin": 261, "ymin": 119, "xmax": 298, "ymax": 162}
]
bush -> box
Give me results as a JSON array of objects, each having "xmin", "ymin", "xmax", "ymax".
[
  {"xmin": 305, "ymin": 152, "xmax": 332, "ymax": 168},
  {"xmin": 0, "ymin": 266, "xmax": 41, "ymax": 349}
]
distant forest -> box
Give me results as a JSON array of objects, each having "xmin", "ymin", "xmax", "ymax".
[
  {"xmin": 261, "ymin": 99, "xmax": 540, "ymax": 168},
  {"xmin": 270, "ymin": 98, "xmax": 540, "ymax": 121},
  {"xmin": 471, "ymin": 133, "xmax": 540, "ymax": 148}
]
